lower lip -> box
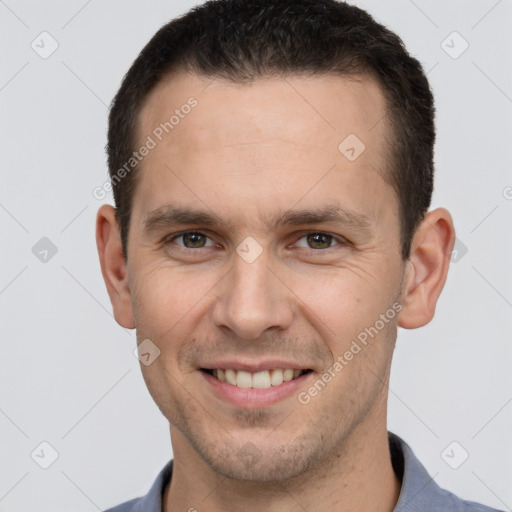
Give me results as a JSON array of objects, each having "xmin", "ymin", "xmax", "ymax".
[{"xmin": 200, "ymin": 370, "xmax": 314, "ymax": 408}]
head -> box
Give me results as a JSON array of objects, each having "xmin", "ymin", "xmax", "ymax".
[{"xmin": 97, "ymin": 0, "xmax": 455, "ymax": 483}]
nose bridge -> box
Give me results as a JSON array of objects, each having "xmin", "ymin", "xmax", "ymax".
[{"xmin": 211, "ymin": 248, "xmax": 292, "ymax": 339}]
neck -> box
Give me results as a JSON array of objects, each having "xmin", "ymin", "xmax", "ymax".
[{"xmin": 163, "ymin": 414, "xmax": 401, "ymax": 512}]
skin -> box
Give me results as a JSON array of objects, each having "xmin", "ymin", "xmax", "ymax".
[{"xmin": 96, "ymin": 71, "xmax": 455, "ymax": 512}]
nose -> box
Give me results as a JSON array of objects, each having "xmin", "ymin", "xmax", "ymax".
[{"xmin": 210, "ymin": 249, "xmax": 294, "ymax": 340}]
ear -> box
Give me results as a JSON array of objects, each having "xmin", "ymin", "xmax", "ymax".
[
  {"xmin": 95, "ymin": 204, "xmax": 135, "ymax": 329},
  {"xmin": 397, "ymin": 208, "xmax": 455, "ymax": 329}
]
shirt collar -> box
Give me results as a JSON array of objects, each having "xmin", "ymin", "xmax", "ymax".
[
  {"xmin": 134, "ymin": 432, "xmax": 464, "ymax": 512},
  {"xmin": 389, "ymin": 431, "xmax": 445, "ymax": 511},
  {"xmin": 134, "ymin": 459, "xmax": 173, "ymax": 512}
]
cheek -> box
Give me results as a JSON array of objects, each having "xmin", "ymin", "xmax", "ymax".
[
  {"xmin": 289, "ymin": 265, "xmax": 399, "ymax": 347},
  {"xmin": 130, "ymin": 264, "xmax": 217, "ymax": 337}
]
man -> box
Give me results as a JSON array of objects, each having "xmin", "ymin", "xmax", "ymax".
[{"xmin": 96, "ymin": 1, "xmax": 502, "ymax": 511}]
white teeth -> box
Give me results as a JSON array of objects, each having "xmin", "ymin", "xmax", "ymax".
[
  {"xmin": 225, "ymin": 369, "xmax": 237, "ymax": 386},
  {"xmin": 211, "ymin": 368, "xmax": 307, "ymax": 388},
  {"xmin": 270, "ymin": 369, "xmax": 284, "ymax": 386},
  {"xmin": 252, "ymin": 370, "xmax": 271, "ymax": 389},
  {"xmin": 235, "ymin": 370, "xmax": 253, "ymax": 388},
  {"xmin": 283, "ymin": 369, "xmax": 294, "ymax": 382}
]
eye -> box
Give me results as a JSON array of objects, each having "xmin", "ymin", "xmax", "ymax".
[
  {"xmin": 166, "ymin": 231, "xmax": 216, "ymax": 249},
  {"xmin": 294, "ymin": 232, "xmax": 345, "ymax": 250},
  {"xmin": 163, "ymin": 230, "xmax": 347, "ymax": 253}
]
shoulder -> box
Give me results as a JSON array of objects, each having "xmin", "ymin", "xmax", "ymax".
[
  {"xmin": 102, "ymin": 460, "xmax": 174, "ymax": 512},
  {"xmin": 432, "ymin": 485, "xmax": 505, "ymax": 512},
  {"xmin": 389, "ymin": 432, "xmax": 505, "ymax": 512}
]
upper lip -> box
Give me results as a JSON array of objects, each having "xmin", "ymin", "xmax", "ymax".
[{"xmin": 199, "ymin": 360, "xmax": 313, "ymax": 372}]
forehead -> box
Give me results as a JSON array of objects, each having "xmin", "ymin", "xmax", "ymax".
[
  {"xmin": 133, "ymin": 71, "xmax": 395, "ymax": 230},
  {"xmin": 138, "ymin": 70, "xmax": 388, "ymax": 151}
]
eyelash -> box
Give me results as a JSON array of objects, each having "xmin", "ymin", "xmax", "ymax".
[{"xmin": 163, "ymin": 230, "xmax": 348, "ymax": 252}]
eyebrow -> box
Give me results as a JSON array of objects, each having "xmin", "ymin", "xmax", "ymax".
[{"xmin": 143, "ymin": 204, "xmax": 373, "ymax": 235}]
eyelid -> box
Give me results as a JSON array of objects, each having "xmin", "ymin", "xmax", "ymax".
[
  {"xmin": 291, "ymin": 231, "xmax": 349, "ymax": 250},
  {"xmin": 164, "ymin": 230, "xmax": 217, "ymax": 248}
]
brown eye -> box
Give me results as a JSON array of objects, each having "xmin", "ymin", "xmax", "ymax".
[
  {"xmin": 182, "ymin": 232, "xmax": 207, "ymax": 248},
  {"xmin": 306, "ymin": 233, "xmax": 333, "ymax": 249},
  {"xmin": 167, "ymin": 231, "xmax": 215, "ymax": 249},
  {"xmin": 294, "ymin": 232, "xmax": 343, "ymax": 250}
]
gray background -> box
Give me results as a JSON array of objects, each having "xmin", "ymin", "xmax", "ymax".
[{"xmin": 1, "ymin": 0, "xmax": 511, "ymax": 510}]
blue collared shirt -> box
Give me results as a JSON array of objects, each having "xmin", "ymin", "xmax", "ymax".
[{"xmin": 104, "ymin": 432, "xmax": 504, "ymax": 511}]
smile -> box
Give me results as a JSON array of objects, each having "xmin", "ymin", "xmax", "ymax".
[{"xmin": 202, "ymin": 368, "xmax": 312, "ymax": 389}]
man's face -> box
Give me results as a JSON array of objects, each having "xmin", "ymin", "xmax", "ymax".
[{"xmin": 124, "ymin": 72, "xmax": 406, "ymax": 481}]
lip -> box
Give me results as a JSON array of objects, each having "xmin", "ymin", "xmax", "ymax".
[
  {"xmin": 200, "ymin": 369, "xmax": 314, "ymax": 408},
  {"xmin": 199, "ymin": 359, "xmax": 313, "ymax": 372}
]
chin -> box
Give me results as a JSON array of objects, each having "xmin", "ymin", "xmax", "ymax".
[
  {"xmin": 191, "ymin": 432, "xmax": 326, "ymax": 483},
  {"xmin": 208, "ymin": 454, "xmax": 308, "ymax": 482}
]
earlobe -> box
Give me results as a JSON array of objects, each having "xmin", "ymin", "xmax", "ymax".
[
  {"xmin": 397, "ymin": 208, "xmax": 455, "ymax": 329},
  {"xmin": 95, "ymin": 204, "xmax": 135, "ymax": 329}
]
